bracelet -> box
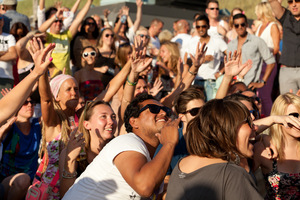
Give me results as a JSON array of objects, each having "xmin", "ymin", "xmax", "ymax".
[
  {"xmin": 188, "ymin": 69, "xmax": 197, "ymax": 76},
  {"xmin": 54, "ymin": 14, "xmax": 58, "ymax": 20},
  {"xmin": 126, "ymin": 77, "xmax": 137, "ymax": 86},
  {"xmin": 236, "ymin": 75, "xmax": 244, "ymax": 82},
  {"xmin": 62, "ymin": 169, "xmax": 77, "ymax": 179}
]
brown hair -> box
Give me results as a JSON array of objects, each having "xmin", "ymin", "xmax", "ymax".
[
  {"xmin": 157, "ymin": 41, "xmax": 180, "ymax": 76},
  {"xmin": 186, "ymin": 99, "xmax": 250, "ymax": 162}
]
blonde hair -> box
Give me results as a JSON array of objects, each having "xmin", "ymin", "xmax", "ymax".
[
  {"xmin": 157, "ymin": 41, "xmax": 180, "ymax": 75},
  {"xmin": 255, "ymin": 2, "xmax": 276, "ymax": 23},
  {"xmin": 270, "ymin": 93, "xmax": 300, "ymax": 160},
  {"xmin": 158, "ymin": 29, "xmax": 174, "ymax": 43}
]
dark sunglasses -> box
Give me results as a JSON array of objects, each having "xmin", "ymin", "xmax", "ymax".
[
  {"xmin": 54, "ymin": 20, "xmax": 63, "ymax": 23},
  {"xmin": 86, "ymin": 22, "xmax": 95, "ymax": 26},
  {"xmin": 289, "ymin": 112, "xmax": 300, "ymax": 118},
  {"xmin": 251, "ymin": 96, "xmax": 261, "ymax": 104},
  {"xmin": 24, "ymin": 100, "xmax": 36, "ymax": 106},
  {"xmin": 249, "ymin": 109, "xmax": 260, "ymax": 119},
  {"xmin": 139, "ymin": 34, "xmax": 150, "ymax": 39},
  {"xmin": 105, "ymin": 33, "xmax": 114, "ymax": 38},
  {"xmin": 139, "ymin": 104, "xmax": 171, "ymax": 117},
  {"xmin": 209, "ymin": 7, "xmax": 219, "ymax": 10},
  {"xmin": 288, "ymin": 0, "xmax": 300, "ymax": 4},
  {"xmin": 82, "ymin": 51, "xmax": 96, "ymax": 58},
  {"xmin": 196, "ymin": 25, "xmax": 208, "ymax": 29},
  {"xmin": 234, "ymin": 23, "xmax": 246, "ymax": 29},
  {"xmin": 183, "ymin": 107, "xmax": 201, "ymax": 117}
]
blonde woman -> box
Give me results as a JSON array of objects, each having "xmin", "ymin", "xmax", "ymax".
[
  {"xmin": 253, "ymin": 93, "xmax": 300, "ymax": 199},
  {"xmin": 255, "ymin": 1, "xmax": 280, "ymax": 116}
]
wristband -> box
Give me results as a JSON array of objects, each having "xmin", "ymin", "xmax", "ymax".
[
  {"xmin": 188, "ymin": 69, "xmax": 197, "ymax": 76},
  {"xmin": 62, "ymin": 169, "xmax": 77, "ymax": 179},
  {"xmin": 126, "ymin": 77, "xmax": 137, "ymax": 86},
  {"xmin": 54, "ymin": 14, "xmax": 58, "ymax": 20}
]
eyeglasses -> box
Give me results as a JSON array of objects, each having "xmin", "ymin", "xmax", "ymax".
[
  {"xmin": 196, "ymin": 25, "xmax": 208, "ymax": 29},
  {"xmin": 54, "ymin": 20, "xmax": 63, "ymax": 23},
  {"xmin": 183, "ymin": 107, "xmax": 201, "ymax": 117},
  {"xmin": 105, "ymin": 33, "xmax": 114, "ymax": 38},
  {"xmin": 82, "ymin": 51, "xmax": 96, "ymax": 58},
  {"xmin": 24, "ymin": 100, "xmax": 36, "ymax": 106},
  {"xmin": 289, "ymin": 112, "xmax": 300, "ymax": 118},
  {"xmin": 288, "ymin": 0, "xmax": 300, "ymax": 4},
  {"xmin": 249, "ymin": 109, "xmax": 260, "ymax": 119},
  {"xmin": 234, "ymin": 23, "xmax": 246, "ymax": 29},
  {"xmin": 209, "ymin": 7, "xmax": 219, "ymax": 10},
  {"xmin": 139, "ymin": 104, "xmax": 171, "ymax": 117},
  {"xmin": 138, "ymin": 34, "xmax": 150, "ymax": 39}
]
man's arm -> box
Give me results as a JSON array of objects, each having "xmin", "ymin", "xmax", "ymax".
[
  {"xmin": 0, "ymin": 46, "xmax": 17, "ymax": 62},
  {"xmin": 268, "ymin": 0, "xmax": 285, "ymax": 19}
]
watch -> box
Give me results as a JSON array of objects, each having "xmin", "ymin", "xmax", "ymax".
[{"xmin": 259, "ymin": 79, "xmax": 266, "ymax": 85}]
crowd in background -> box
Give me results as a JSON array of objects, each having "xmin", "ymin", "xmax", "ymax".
[{"xmin": 0, "ymin": 0, "xmax": 299, "ymax": 199}]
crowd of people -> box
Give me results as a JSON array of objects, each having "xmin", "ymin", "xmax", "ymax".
[{"xmin": 0, "ymin": 0, "xmax": 299, "ymax": 199}]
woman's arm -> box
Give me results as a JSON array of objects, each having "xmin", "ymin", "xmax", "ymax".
[
  {"xmin": 270, "ymin": 23, "xmax": 280, "ymax": 55},
  {"xmin": 39, "ymin": 8, "xmax": 63, "ymax": 33}
]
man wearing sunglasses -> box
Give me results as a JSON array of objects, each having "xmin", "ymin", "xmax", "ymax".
[
  {"xmin": 63, "ymin": 93, "xmax": 180, "ymax": 199},
  {"xmin": 205, "ymin": 0, "xmax": 229, "ymax": 38},
  {"xmin": 227, "ymin": 14, "xmax": 275, "ymax": 91},
  {"xmin": 268, "ymin": 0, "xmax": 300, "ymax": 94}
]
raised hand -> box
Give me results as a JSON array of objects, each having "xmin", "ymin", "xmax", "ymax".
[
  {"xmin": 149, "ymin": 78, "xmax": 163, "ymax": 97},
  {"xmin": 136, "ymin": 0, "xmax": 143, "ymax": 7},
  {"xmin": 28, "ymin": 37, "xmax": 56, "ymax": 77},
  {"xmin": 190, "ymin": 41, "xmax": 207, "ymax": 68},
  {"xmin": 122, "ymin": 6, "xmax": 130, "ymax": 16},
  {"xmin": 156, "ymin": 116, "xmax": 182, "ymax": 146},
  {"xmin": 131, "ymin": 38, "xmax": 152, "ymax": 74},
  {"xmin": 103, "ymin": 9, "xmax": 110, "ymax": 18},
  {"xmin": 224, "ymin": 50, "xmax": 252, "ymax": 77},
  {"xmin": 66, "ymin": 128, "xmax": 85, "ymax": 162}
]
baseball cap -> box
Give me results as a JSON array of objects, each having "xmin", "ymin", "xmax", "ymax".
[{"xmin": 1, "ymin": 0, "xmax": 17, "ymax": 5}]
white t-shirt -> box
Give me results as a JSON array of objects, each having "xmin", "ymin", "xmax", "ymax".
[
  {"xmin": 171, "ymin": 33, "xmax": 192, "ymax": 61},
  {"xmin": 63, "ymin": 133, "xmax": 151, "ymax": 200},
  {"xmin": 0, "ymin": 33, "xmax": 16, "ymax": 79},
  {"xmin": 208, "ymin": 19, "xmax": 226, "ymax": 39},
  {"xmin": 187, "ymin": 36, "xmax": 227, "ymax": 80}
]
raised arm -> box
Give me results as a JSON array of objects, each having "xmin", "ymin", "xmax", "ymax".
[
  {"xmin": 0, "ymin": 39, "xmax": 55, "ymax": 126},
  {"xmin": 39, "ymin": 8, "xmax": 63, "ymax": 32},
  {"xmin": 69, "ymin": 0, "xmax": 93, "ymax": 38},
  {"xmin": 37, "ymin": 0, "xmax": 46, "ymax": 28},
  {"xmin": 131, "ymin": 0, "xmax": 143, "ymax": 33},
  {"xmin": 268, "ymin": 0, "xmax": 285, "ymax": 19}
]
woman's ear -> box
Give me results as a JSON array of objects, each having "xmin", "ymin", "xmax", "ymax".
[
  {"xmin": 179, "ymin": 113, "xmax": 187, "ymax": 123},
  {"xmin": 83, "ymin": 120, "xmax": 91, "ymax": 130}
]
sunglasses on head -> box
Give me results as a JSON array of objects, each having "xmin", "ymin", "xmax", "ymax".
[
  {"xmin": 24, "ymin": 100, "xmax": 35, "ymax": 106},
  {"xmin": 183, "ymin": 107, "xmax": 201, "ymax": 117},
  {"xmin": 209, "ymin": 7, "xmax": 219, "ymax": 10},
  {"xmin": 139, "ymin": 104, "xmax": 171, "ymax": 117},
  {"xmin": 249, "ymin": 109, "xmax": 260, "ymax": 119},
  {"xmin": 234, "ymin": 23, "xmax": 246, "ymax": 28},
  {"xmin": 288, "ymin": 0, "xmax": 300, "ymax": 4},
  {"xmin": 82, "ymin": 51, "xmax": 96, "ymax": 58},
  {"xmin": 289, "ymin": 112, "xmax": 300, "ymax": 118},
  {"xmin": 105, "ymin": 33, "xmax": 114, "ymax": 38},
  {"xmin": 139, "ymin": 34, "xmax": 150, "ymax": 39},
  {"xmin": 196, "ymin": 25, "xmax": 208, "ymax": 29}
]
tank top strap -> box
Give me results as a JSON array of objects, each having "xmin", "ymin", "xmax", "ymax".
[{"xmin": 272, "ymin": 159, "xmax": 278, "ymax": 173}]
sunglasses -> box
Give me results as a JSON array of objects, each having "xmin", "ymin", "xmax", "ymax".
[
  {"xmin": 139, "ymin": 34, "xmax": 150, "ymax": 39},
  {"xmin": 196, "ymin": 25, "xmax": 208, "ymax": 29},
  {"xmin": 24, "ymin": 100, "xmax": 36, "ymax": 106},
  {"xmin": 249, "ymin": 109, "xmax": 260, "ymax": 119},
  {"xmin": 245, "ymin": 117, "xmax": 254, "ymax": 129},
  {"xmin": 288, "ymin": 0, "xmax": 300, "ymax": 4},
  {"xmin": 209, "ymin": 7, "xmax": 219, "ymax": 10},
  {"xmin": 54, "ymin": 20, "xmax": 63, "ymax": 23},
  {"xmin": 251, "ymin": 96, "xmax": 261, "ymax": 104},
  {"xmin": 105, "ymin": 33, "xmax": 114, "ymax": 38},
  {"xmin": 82, "ymin": 51, "xmax": 96, "ymax": 58},
  {"xmin": 234, "ymin": 23, "xmax": 246, "ymax": 29},
  {"xmin": 289, "ymin": 112, "xmax": 300, "ymax": 118},
  {"xmin": 86, "ymin": 22, "xmax": 95, "ymax": 26},
  {"xmin": 139, "ymin": 104, "xmax": 171, "ymax": 117},
  {"xmin": 183, "ymin": 107, "xmax": 201, "ymax": 117}
]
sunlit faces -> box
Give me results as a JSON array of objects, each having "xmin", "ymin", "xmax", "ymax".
[
  {"xmin": 56, "ymin": 79, "xmax": 79, "ymax": 109},
  {"xmin": 183, "ymin": 99, "xmax": 205, "ymax": 123},
  {"xmin": 206, "ymin": 2, "xmax": 219, "ymax": 19},
  {"xmin": 195, "ymin": 20, "xmax": 209, "ymax": 37},
  {"xmin": 51, "ymin": 14, "xmax": 63, "ymax": 33},
  {"xmin": 233, "ymin": 17, "xmax": 248, "ymax": 37},
  {"xmin": 102, "ymin": 29, "xmax": 114, "ymax": 46},
  {"xmin": 18, "ymin": 98, "xmax": 35, "ymax": 119},
  {"xmin": 236, "ymin": 118, "xmax": 256, "ymax": 158},
  {"xmin": 137, "ymin": 30, "xmax": 150, "ymax": 47},
  {"xmin": 84, "ymin": 104, "xmax": 117, "ymax": 145},
  {"xmin": 153, "ymin": 22, "xmax": 164, "ymax": 36},
  {"xmin": 159, "ymin": 45, "xmax": 171, "ymax": 63},
  {"xmin": 84, "ymin": 19, "xmax": 96, "ymax": 33},
  {"xmin": 82, "ymin": 47, "xmax": 97, "ymax": 66},
  {"xmin": 134, "ymin": 79, "xmax": 148, "ymax": 97},
  {"xmin": 283, "ymin": 104, "xmax": 300, "ymax": 139}
]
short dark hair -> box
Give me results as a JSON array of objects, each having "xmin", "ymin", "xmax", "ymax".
[
  {"xmin": 45, "ymin": 7, "xmax": 57, "ymax": 20},
  {"xmin": 233, "ymin": 13, "xmax": 248, "ymax": 24},
  {"xmin": 195, "ymin": 15, "xmax": 210, "ymax": 26},
  {"xmin": 124, "ymin": 93, "xmax": 156, "ymax": 133},
  {"xmin": 206, "ymin": 0, "xmax": 219, "ymax": 8},
  {"xmin": 186, "ymin": 99, "xmax": 250, "ymax": 161},
  {"xmin": 174, "ymin": 87, "xmax": 205, "ymax": 114}
]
